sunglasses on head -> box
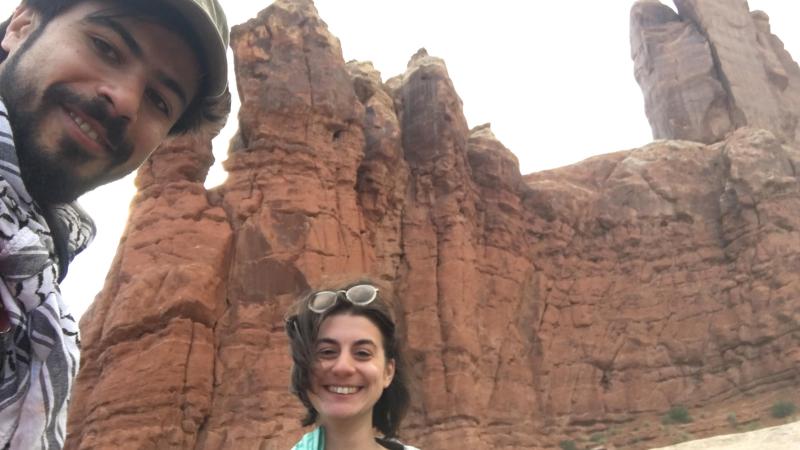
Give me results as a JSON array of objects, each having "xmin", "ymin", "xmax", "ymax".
[{"xmin": 308, "ymin": 284, "xmax": 379, "ymax": 314}]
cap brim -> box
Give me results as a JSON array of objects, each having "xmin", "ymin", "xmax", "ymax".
[{"xmin": 162, "ymin": 0, "xmax": 229, "ymax": 97}]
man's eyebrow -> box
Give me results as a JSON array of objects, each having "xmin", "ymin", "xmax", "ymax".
[
  {"xmin": 85, "ymin": 15, "xmax": 189, "ymax": 108},
  {"xmin": 86, "ymin": 15, "xmax": 142, "ymax": 57}
]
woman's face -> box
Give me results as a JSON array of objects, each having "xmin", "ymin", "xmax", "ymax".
[{"xmin": 308, "ymin": 313, "xmax": 395, "ymax": 426}]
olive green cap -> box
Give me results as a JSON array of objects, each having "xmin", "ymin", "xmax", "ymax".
[{"xmin": 162, "ymin": 0, "xmax": 229, "ymax": 97}]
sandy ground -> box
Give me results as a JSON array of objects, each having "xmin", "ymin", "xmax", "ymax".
[{"xmin": 650, "ymin": 420, "xmax": 800, "ymax": 450}]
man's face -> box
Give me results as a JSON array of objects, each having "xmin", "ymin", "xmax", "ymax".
[{"xmin": 0, "ymin": 0, "xmax": 201, "ymax": 204}]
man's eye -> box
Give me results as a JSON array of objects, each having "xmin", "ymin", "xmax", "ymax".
[
  {"xmin": 91, "ymin": 37, "xmax": 119, "ymax": 63},
  {"xmin": 147, "ymin": 89, "xmax": 171, "ymax": 117}
]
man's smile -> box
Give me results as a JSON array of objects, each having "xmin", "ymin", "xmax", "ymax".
[
  {"xmin": 68, "ymin": 110, "xmax": 101, "ymax": 143},
  {"xmin": 64, "ymin": 106, "xmax": 113, "ymax": 156}
]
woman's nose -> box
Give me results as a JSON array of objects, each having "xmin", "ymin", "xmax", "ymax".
[{"xmin": 330, "ymin": 354, "xmax": 356, "ymax": 375}]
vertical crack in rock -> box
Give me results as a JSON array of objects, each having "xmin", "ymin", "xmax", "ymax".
[{"xmin": 180, "ymin": 321, "xmax": 197, "ymax": 440}]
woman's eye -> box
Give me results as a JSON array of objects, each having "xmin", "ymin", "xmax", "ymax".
[
  {"xmin": 354, "ymin": 350, "xmax": 373, "ymax": 360},
  {"xmin": 91, "ymin": 37, "xmax": 119, "ymax": 63},
  {"xmin": 316, "ymin": 348, "xmax": 338, "ymax": 359}
]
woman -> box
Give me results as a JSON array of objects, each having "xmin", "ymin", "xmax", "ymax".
[{"xmin": 285, "ymin": 280, "xmax": 419, "ymax": 450}]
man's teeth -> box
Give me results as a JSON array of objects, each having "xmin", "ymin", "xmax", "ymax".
[
  {"xmin": 68, "ymin": 111, "xmax": 101, "ymax": 143},
  {"xmin": 327, "ymin": 386, "xmax": 358, "ymax": 395}
]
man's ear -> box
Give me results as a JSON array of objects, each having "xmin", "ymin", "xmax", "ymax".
[{"xmin": 1, "ymin": 6, "xmax": 40, "ymax": 54}]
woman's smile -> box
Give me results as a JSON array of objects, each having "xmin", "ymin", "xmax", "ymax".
[{"xmin": 325, "ymin": 385, "xmax": 362, "ymax": 395}]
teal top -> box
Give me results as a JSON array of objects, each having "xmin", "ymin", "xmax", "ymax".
[
  {"xmin": 291, "ymin": 428, "xmax": 420, "ymax": 450},
  {"xmin": 291, "ymin": 427, "xmax": 324, "ymax": 450}
]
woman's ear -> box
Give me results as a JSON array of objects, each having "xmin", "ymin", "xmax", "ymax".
[
  {"xmin": 2, "ymin": 6, "xmax": 41, "ymax": 54},
  {"xmin": 383, "ymin": 358, "xmax": 396, "ymax": 389}
]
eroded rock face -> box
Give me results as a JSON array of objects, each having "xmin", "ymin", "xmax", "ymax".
[
  {"xmin": 631, "ymin": 0, "xmax": 800, "ymax": 144},
  {"xmin": 66, "ymin": 0, "xmax": 800, "ymax": 449},
  {"xmin": 66, "ymin": 106, "xmax": 233, "ymax": 449}
]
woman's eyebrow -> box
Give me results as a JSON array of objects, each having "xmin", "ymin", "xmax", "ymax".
[
  {"xmin": 316, "ymin": 338, "xmax": 377, "ymax": 347},
  {"xmin": 353, "ymin": 339, "xmax": 377, "ymax": 348}
]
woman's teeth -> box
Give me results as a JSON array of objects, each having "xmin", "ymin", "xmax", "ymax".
[
  {"xmin": 68, "ymin": 111, "xmax": 100, "ymax": 143},
  {"xmin": 327, "ymin": 386, "xmax": 358, "ymax": 394}
]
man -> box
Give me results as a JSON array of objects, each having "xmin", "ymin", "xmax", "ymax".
[{"xmin": 0, "ymin": 0, "xmax": 229, "ymax": 447}]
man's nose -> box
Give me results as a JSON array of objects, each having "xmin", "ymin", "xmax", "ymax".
[{"xmin": 97, "ymin": 74, "xmax": 145, "ymax": 123}]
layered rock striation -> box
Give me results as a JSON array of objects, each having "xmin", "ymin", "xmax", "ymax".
[
  {"xmin": 631, "ymin": 0, "xmax": 800, "ymax": 144},
  {"xmin": 66, "ymin": 0, "xmax": 800, "ymax": 449}
]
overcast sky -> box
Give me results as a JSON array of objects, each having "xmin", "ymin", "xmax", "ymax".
[{"xmin": 0, "ymin": 1, "xmax": 797, "ymax": 319}]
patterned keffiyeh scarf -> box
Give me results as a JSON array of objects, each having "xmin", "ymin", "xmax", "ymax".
[{"xmin": 0, "ymin": 99, "xmax": 95, "ymax": 449}]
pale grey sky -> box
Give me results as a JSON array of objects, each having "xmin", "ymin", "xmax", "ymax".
[{"xmin": 0, "ymin": 1, "xmax": 797, "ymax": 318}]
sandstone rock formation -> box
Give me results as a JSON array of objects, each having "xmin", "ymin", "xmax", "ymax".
[
  {"xmin": 652, "ymin": 420, "xmax": 800, "ymax": 450},
  {"xmin": 65, "ymin": 0, "xmax": 800, "ymax": 449},
  {"xmin": 631, "ymin": 0, "xmax": 800, "ymax": 144}
]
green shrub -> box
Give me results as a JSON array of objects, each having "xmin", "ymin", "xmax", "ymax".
[
  {"xmin": 770, "ymin": 401, "xmax": 796, "ymax": 419},
  {"xmin": 589, "ymin": 432, "xmax": 605, "ymax": 443},
  {"xmin": 662, "ymin": 405, "xmax": 693, "ymax": 424},
  {"xmin": 559, "ymin": 440, "xmax": 577, "ymax": 450},
  {"xmin": 726, "ymin": 412, "xmax": 738, "ymax": 428}
]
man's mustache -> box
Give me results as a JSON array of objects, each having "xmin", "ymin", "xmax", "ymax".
[{"xmin": 42, "ymin": 84, "xmax": 132, "ymax": 161}]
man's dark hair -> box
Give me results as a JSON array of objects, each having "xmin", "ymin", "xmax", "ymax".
[
  {"xmin": 285, "ymin": 279, "xmax": 412, "ymax": 439},
  {"xmin": 0, "ymin": 0, "xmax": 227, "ymax": 134}
]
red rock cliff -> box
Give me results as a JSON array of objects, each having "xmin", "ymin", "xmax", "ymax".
[
  {"xmin": 631, "ymin": 0, "xmax": 800, "ymax": 144},
  {"xmin": 66, "ymin": 0, "xmax": 800, "ymax": 449}
]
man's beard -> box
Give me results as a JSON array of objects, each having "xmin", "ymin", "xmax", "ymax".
[{"xmin": 0, "ymin": 45, "xmax": 133, "ymax": 205}]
